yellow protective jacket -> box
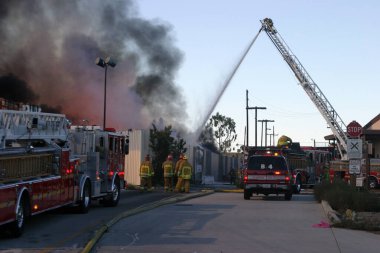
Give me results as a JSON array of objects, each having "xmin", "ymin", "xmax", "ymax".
[
  {"xmin": 162, "ymin": 160, "xmax": 174, "ymax": 177},
  {"xmin": 140, "ymin": 160, "xmax": 154, "ymax": 177},
  {"xmin": 174, "ymin": 159, "xmax": 184, "ymax": 175},
  {"xmin": 178, "ymin": 161, "xmax": 192, "ymax": 180}
]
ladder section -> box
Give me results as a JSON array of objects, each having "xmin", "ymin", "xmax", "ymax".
[
  {"xmin": 0, "ymin": 110, "xmax": 69, "ymax": 148},
  {"xmin": 260, "ymin": 18, "xmax": 348, "ymax": 158}
]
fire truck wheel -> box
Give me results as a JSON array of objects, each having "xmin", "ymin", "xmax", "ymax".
[
  {"xmin": 369, "ymin": 177, "xmax": 378, "ymax": 189},
  {"xmin": 103, "ymin": 177, "xmax": 120, "ymax": 207},
  {"xmin": 294, "ymin": 176, "xmax": 302, "ymax": 194},
  {"xmin": 284, "ymin": 191, "xmax": 292, "ymax": 201},
  {"xmin": 243, "ymin": 189, "xmax": 251, "ymax": 200},
  {"xmin": 79, "ymin": 180, "xmax": 91, "ymax": 213},
  {"xmin": 10, "ymin": 196, "xmax": 28, "ymax": 237}
]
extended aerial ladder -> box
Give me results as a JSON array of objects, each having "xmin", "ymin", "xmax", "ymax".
[{"xmin": 258, "ymin": 18, "xmax": 348, "ymax": 159}]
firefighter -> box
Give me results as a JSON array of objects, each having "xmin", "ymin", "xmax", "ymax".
[
  {"xmin": 175, "ymin": 155, "xmax": 192, "ymax": 193},
  {"xmin": 162, "ymin": 154, "xmax": 174, "ymax": 192},
  {"xmin": 139, "ymin": 154, "xmax": 154, "ymax": 192},
  {"xmin": 323, "ymin": 161, "xmax": 330, "ymax": 183},
  {"xmin": 174, "ymin": 153, "xmax": 184, "ymax": 190}
]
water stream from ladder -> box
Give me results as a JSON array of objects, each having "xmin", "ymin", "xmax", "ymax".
[{"xmin": 192, "ymin": 28, "xmax": 263, "ymax": 145}]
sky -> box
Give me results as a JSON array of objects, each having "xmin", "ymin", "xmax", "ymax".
[
  {"xmin": 136, "ymin": 0, "xmax": 380, "ymax": 147},
  {"xmin": 1, "ymin": 1, "xmax": 378, "ymax": 149}
]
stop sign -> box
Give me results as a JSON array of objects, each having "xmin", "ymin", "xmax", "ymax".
[{"xmin": 347, "ymin": 121, "xmax": 362, "ymax": 137}]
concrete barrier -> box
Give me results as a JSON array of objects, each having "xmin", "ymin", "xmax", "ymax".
[{"xmin": 321, "ymin": 200, "xmax": 341, "ymax": 224}]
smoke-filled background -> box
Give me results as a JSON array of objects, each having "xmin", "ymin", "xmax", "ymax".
[{"xmin": 0, "ymin": 0, "xmax": 187, "ymax": 130}]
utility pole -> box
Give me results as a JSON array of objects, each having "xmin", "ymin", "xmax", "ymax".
[
  {"xmin": 246, "ymin": 90, "xmax": 266, "ymax": 147},
  {"xmin": 260, "ymin": 120, "xmax": 264, "ymax": 146},
  {"xmin": 258, "ymin": 119, "xmax": 275, "ymax": 147},
  {"xmin": 252, "ymin": 106, "xmax": 267, "ymax": 146},
  {"xmin": 272, "ymin": 126, "xmax": 276, "ymax": 146},
  {"xmin": 268, "ymin": 126, "xmax": 277, "ymax": 146}
]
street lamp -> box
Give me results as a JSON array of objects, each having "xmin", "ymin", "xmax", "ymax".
[{"xmin": 95, "ymin": 56, "xmax": 116, "ymax": 129}]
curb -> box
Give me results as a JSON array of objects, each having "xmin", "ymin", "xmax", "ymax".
[
  {"xmin": 321, "ymin": 200, "xmax": 341, "ymax": 224},
  {"xmin": 81, "ymin": 190, "xmax": 214, "ymax": 253},
  {"xmin": 215, "ymin": 188, "xmax": 243, "ymax": 193}
]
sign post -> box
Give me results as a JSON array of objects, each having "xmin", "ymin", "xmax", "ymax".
[{"xmin": 346, "ymin": 120, "xmax": 363, "ymax": 187}]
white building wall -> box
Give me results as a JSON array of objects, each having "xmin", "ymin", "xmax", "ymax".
[
  {"xmin": 210, "ymin": 152, "xmax": 220, "ymax": 179},
  {"xmin": 124, "ymin": 129, "xmax": 150, "ymax": 186}
]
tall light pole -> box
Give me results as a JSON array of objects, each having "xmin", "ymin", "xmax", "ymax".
[{"xmin": 95, "ymin": 56, "xmax": 116, "ymax": 129}]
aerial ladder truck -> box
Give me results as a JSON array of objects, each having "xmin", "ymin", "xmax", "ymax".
[
  {"xmin": 0, "ymin": 104, "xmax": 127, "ymax": 236},
  {"xmin": 259, "ymin": 18, "xmax": 348, "ymax": 160},
  {"xmin": 254, "ymin": 19, "xmax": 380, "ymax": 189}
]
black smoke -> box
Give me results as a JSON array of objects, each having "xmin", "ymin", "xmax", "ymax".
[
  {"xmin": 0, "ymin": 74, "xmax": 38, "ymax": 103},
  {"xmin": 0, "ymin": 0, "xmax": 187, "ymax": 129}
]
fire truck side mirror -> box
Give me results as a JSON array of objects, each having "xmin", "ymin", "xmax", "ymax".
[{"xmin": 124, "ymin": 139, "xmax": 129, "ymax": 155}]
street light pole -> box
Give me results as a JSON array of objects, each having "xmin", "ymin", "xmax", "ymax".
[{"xmin": 96, "ymin": 56, "xmax": 116, "ymax": 130}]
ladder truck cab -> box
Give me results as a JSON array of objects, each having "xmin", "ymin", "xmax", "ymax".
[
  {"xmin": 0, "ymin": 106, "xmax": 127, "ymax": 237},
  {"xmin": 68, "ymin": 125, "xmax": 127, "ymax": 205}
]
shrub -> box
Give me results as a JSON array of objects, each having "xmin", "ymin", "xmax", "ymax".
[{"xmin": 314, "ymin": 180, "xmax": 380, "ymax": 212}]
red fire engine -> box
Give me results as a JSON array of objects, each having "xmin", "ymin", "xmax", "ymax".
[
  {"xmin": 0, "ymin": 105, "xmax": 127, "ymax": 236},
  {"xmin": 328, "ymin": 159, "xmax": 380, "ymax": 189},
  {"xmin": 301, "ymin": 146, "xmax": 333, "ymax": 183}
]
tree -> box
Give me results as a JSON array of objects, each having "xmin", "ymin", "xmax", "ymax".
[
  {"xmin": 205, "ymin": 112, "xmax": 237, "ymax": 153},
  {"xmin": 149, "ymin": 124, "xmax": 187, "ymax": 185},
  {"xmin": 171, "ymin": 134, "xmax": 187, "ymax": 160}
]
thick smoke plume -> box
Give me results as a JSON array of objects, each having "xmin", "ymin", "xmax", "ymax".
[{"xmin": 0, "ymin": 0, "xmax": 187, "ymax": 130}]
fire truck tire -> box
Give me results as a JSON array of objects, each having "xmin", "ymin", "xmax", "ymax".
[
  {"xmin": 294, "ymin": 176, "xmax": 302, "ymax": 194},
  {"xmin": 103, "ymin": 177, "xmax": 120, "ymax": 207},
  {"xmin": 9, "ymin": 195, "xmax": 28, "ymax": 237},
  {"xmin": 369, "ymin": 177, "xmax": 378, "ymax": 189},
  {"xmin": 284, "ymin": 191, "xmax": 292, "ymax": 201},
  {"xmin": 79, "ymin": 180, "xmax": 91, "ymax": 213},
  {"xmin": 243, "ymin": 189, "xmax": 251, "ymax": 200}
]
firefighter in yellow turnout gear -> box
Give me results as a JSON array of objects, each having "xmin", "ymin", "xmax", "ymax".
[
  {"xmin": 162, "ymin": 155, "xmax": 174, "ymax": 191},
  {"xmin": 140, "ymin": 154, "xmax": 154, "ymax": 192},
  {"xmin": 174, "ymin": 153, "xmax": 184, "ymax": 191},
  {"xmin": 175, "ymin": 155, "xmax": 193, "ymax": 193}
]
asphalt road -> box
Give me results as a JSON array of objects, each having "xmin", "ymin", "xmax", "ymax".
[
  {"xmin": 94, "ymin": 192, "xmax": 380, "ymax": 253},
  {"xmin": 0, "ymin": 189, "xmax": 180, "ymax": 252},
  {"xmin": 2, "ymin": 186, "xmax": 379, "ymax": 253}
]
